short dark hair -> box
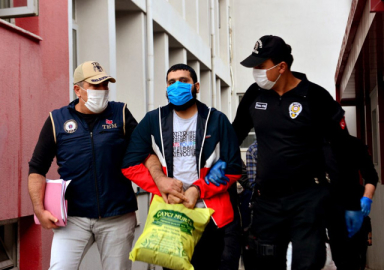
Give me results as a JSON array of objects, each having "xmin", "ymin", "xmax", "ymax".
[
  {"xmin": 75, "ymin": 81, "xmax": 84, "ymax": 87},
  {"xmin": 271, "ymin": 44, "xmax": 294, "ymax": 68},
  {"xmin": 166, "ymin": 64, "xmax": 198, "ymax": 84}
]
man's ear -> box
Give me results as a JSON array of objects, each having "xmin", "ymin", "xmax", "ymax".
[
  {"xmin": 195, "ymin": 82, "xmax": 200, "ymax": 94},
  {"xmin": 74, "ymin": 85, "xmax": 81, "ymax": 98},
  {"xmin": 279, "ymin": 62, "xmax": 288, "ymax": 74}
]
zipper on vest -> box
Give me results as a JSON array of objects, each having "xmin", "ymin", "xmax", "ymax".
[{"xmin": 90, "ymin": 132, "xmax": 102, "ymax": 219}]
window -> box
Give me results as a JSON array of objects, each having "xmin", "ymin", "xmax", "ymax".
[
  {"xmin": 0, "ymin": 0, "xmax": 38, "ymax": 19},
  {"xmin": 238, "ymin": 94, "xmax": 256, "ymax": 149},
  {"xmin": 0, "ymin": 220, "xmax": 18, "ymax": 270}
]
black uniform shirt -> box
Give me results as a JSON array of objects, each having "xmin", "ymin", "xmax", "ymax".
[
  {"xmin": 233, "ymin": 72, "xmax": 345, "ymax": 192},
  {"xmin": 251, "ymin": 78, "xmax": 325, "ymax": 189}
]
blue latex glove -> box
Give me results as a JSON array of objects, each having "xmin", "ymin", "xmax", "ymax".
[
  {"xmin": 345, "ymin": 210, "xmax": 364, "ymax": 238},
  {"xmin": 360, "ymin": 196, "xmax": 373, "ymax": 217},
  {"xmin": 204, "ymin": 159, "xmax": 229, "ymax": 186}
]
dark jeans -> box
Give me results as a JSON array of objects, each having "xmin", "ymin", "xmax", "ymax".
[
  {"xmin": 247, "ymin": 185, "xmax": 330, "ymax": 270},
  {"xmin": 163, "ymin": 219, "xmax": 225, "ymax": 270}
]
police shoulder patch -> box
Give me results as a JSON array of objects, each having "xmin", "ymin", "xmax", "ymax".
[
  {"xmin": 289, "ymin": 102, "xmax": 302, "ymax": 119},
  {"xmin": 64, "ymin": 119, "xmax": 78, "ymax": 133}
]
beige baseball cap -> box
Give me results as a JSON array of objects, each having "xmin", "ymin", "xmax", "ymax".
[{"xmin": 73, "ymin": 61, "xmax": 116, "ymax": 84}]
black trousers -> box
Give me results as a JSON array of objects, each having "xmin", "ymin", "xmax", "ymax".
[
  {"xmin": 247, "ymin": 185, "xmax": 330, "ymax": 270},
  {"xmin": 239, "ymin": 189, "xmax": 256, "ymax": 270},
  {"xmin": 163, "ymin": 219, "xmax": 225, "ymax": 270},
  {"xmin": 326, "ymin": 203, "xmax": 360, "ymax": 270},
  {"xmin": 357, "ymin": 243, "xmax": 368, "ymax": 270}
]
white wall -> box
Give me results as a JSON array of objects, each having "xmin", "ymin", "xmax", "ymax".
[
  {"xmin": 230, "ymin": 0, "xmax": 353, "ymax": 103},
  {"xmin": 343, "ymin": 106, "xmax": 357, "ymax": 137}
]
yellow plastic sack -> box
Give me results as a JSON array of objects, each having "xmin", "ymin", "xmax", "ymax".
[{"xmin": 130, "ymin": 195, "xmax": 214, "ymax": 270}]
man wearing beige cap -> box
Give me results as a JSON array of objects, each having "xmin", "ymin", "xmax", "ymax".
[{"xmin": 28, "ymin": 61, "xmax": 138, "ymax": 269}]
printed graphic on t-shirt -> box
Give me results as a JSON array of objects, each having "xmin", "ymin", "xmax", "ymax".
[{"xmin": 173, "ymin": 131, "xmax": 196, "ymax": 157}]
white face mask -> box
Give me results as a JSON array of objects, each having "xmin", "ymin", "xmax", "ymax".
[
  {"xmin": 252, "ymin": 63, "xmax": 281, "ymax": 90},
  {"xmin": 80, "ymin": 88, "xmax": 109, "ymax": 113}
]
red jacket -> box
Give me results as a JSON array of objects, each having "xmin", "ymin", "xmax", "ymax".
[{"xmin": 122, "ymin": 101, "xmax": 242, "ymax": 228}]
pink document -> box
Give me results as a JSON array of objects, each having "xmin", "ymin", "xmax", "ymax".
[{"xmin": 34, "ymin": 179, "xmax": 71, "ymax": 227}]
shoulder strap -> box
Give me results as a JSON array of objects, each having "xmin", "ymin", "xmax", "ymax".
[
  {"xmin": 49, "ymin": 112, "xmax": 57, "ymax": 144},
  {"xmin": 122, "ymin": 103, "xmax": 127, "ymax": 136}
]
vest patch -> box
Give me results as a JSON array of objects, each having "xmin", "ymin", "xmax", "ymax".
[
  {"xmin": 102, "ymin": 123, "xmax": 118, "ymax": 129},
  {"xmin": 289, "ymin": 102, "xmax": 303, "ymax": 119},
  {"xmin": 64, "ymin": 119, "xmax": 78, "ymax": 133},
  {"xmin": 255, "ymin": 102, "xmax": 268, "ymax": 110}
]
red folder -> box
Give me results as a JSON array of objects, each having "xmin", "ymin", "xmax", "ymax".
[{"xmin": 34, "ymin": 179, "xmax": 71, "ymax": 227}]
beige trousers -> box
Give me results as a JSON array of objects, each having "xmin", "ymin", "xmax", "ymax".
[{"xmin": 49, "ymin": 212, "xmax": 136, "ymax": 270}]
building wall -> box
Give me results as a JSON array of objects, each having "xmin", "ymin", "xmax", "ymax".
[
  {"xmin": 0, "ymin": 0, "xmax": 69, "ymax": 269},
  {"xmin": 71, "ymin": 0, "xmax": 232, "ymax": 112},
  {"xmin": 368, "ymin": 82, "xmax": 384, "ymax": 270},
  {"xmin": 335, "ymin": 1, "xmax": 384, "ymax": 268}
]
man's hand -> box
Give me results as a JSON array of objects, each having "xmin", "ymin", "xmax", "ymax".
[
  {"xmin": 205, "ymin": 159, "xmax": 229, "ymax": 186},
  {"xmin": 35, "ymin": 209, "xmax": 59, "ymax": 229},
  {"xmin": 144, "ymin": 155, "xmax": 188, "ymax": 203},
  {"xmin": 155, "ymin": 175, "xmax": 188, "ymax": 204},
  {"xmin": 28, "ymin": 173, "xmax": 59, "ymax": 229},
  {"xmin": 183, "ymin": 186, "xmax": 200, "ymax": 209},
  {"xmin": 360, "ymin": 196, "xmax": 373, "ymax": 217},
  {"xmin": 168, "ymin": 193, "xmax": 184, "ymax": 204},
  {"xmin": 345, "ymin": 210, "xmax": 364, "ymax": 238}
]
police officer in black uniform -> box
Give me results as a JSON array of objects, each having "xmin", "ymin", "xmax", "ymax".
[{"xmin": 232, "ymin": 35, "xmax": 363, "ymax": 270}]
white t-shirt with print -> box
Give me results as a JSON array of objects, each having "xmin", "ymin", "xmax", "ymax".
[
  {"xmin": 173, "ymin": 110, "xmax": 204, "ymax": 208},
  {"xmin": 173, "ymin": 110, "xmax": 198, "ymax": 188}
]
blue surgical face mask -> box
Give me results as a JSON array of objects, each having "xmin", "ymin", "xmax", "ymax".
[{"xmin": 166, "ymin": 81, "xmax": 194, "ymax": 106}]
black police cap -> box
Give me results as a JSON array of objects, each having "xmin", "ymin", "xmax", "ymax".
[{"xmin": 241, "ymin": 35, "xmax": 291, "ymax": 68}]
